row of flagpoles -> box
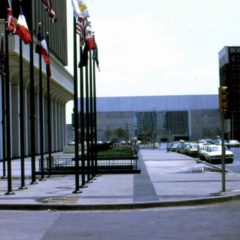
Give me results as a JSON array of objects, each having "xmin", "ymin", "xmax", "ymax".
[
  {"xmin": 71, "ymin": 0, "xmax": 99, "ymax": 192},
  {"xmin": 0, "ymin": 0, "xmax": 56, "ymax": 194},
  {"xmin": 0, "ymin": 0, "xmax": 100, "ymax": 194}
]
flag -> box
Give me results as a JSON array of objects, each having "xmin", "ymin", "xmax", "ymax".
[
  {"xmin": 71, "ymin": 0, "xmax": 90, "ymax": 18},
  {"xmin": 78, "ymin": 45, "xmax": 88, "ymax": 68},
  {"xmin": 35, "ymin": 32, "xmax": 50, "ymax": 65},
  {"xmin": 76, "ymin": 17, "xmax": 87, "ymax": 46},
  {"xmin": 7, "ymin": 6, "xmax": 16, "ymax": 33},
  {"xmin": 0, "ymin": 37, "xmax": 5, "ymax": 75},
  {"xmin": 16, "ymin": 7, "xmax": 32, "ymax": 44},
  {"xmin": 93, "ymin": 48, "xmax": 100, "ymax": 72},
  {"xmin": 35, "ymin": 32, "xmax": 51, "ymax": 77},
  {"xmin": 41, "ymin": 0, "xmax": 57, "ymax": 23},
  {"xmin": 85, "ymin": 35, "xmax": 97, "ymax": 50}
]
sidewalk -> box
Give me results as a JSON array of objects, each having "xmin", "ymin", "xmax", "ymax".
[{"xmin": 0, "ymin": 148, "xmax": 240, "ymax": 210}]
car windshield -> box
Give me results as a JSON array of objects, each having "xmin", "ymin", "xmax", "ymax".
[{"xmin": 210, "ymin": 146, "xmax": 220, "ymax": 152}]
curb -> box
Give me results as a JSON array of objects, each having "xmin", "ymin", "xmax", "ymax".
[{"xmin": 0, "ymin": 193, "xmax": 240, "ymax": 211}]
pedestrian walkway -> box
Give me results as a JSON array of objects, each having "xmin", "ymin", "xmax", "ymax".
[{"xmin": 0, "ymin": 148, "xmax": 240, "ymax": 210}]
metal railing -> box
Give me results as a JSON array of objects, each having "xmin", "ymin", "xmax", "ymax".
[{"xmin": 38, "ymin": 154, "xmax": 139, "ymax": 174}]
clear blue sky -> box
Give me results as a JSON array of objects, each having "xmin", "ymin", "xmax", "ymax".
[{"xmin": 65, "ymin": 0, "xmax": 240, "ymax": 122}]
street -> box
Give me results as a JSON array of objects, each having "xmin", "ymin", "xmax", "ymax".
[
  {"xmin": 0, "ymin": 200, "xmax": 240, "ymax": 240},
  {"xmin": 225, "ymin": 148, "xmax": 240, "ymax": 173}
]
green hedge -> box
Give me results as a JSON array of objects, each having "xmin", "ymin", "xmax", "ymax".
[{"xmin": 97, "ymin": 145, "xmax": 136, "ymax": 159}]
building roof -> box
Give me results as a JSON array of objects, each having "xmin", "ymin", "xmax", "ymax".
[{"xmin": 96, "ymin": 95, "xmax": 218, "ymax": 112}]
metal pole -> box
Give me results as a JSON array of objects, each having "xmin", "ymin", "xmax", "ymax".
[
  {"xmin": 4, "ymin": 20, "xmax": 14, "ymax": 195},
  {"xmin": 89, "ymin": 50, "xmax": 94, "ymax": 178},
  {"xmin": 93, "ymin": 52, "xmax": 98, "ymax": 175},
  {"xmin": 79, "ymin": 46, "xmax": 85, "ymax": 186},
  {"xmin": 221, "ymin": 116, "xmax": 226, "ymax": 192},
  {"xmin": 85, "ymin": 51, "xmax": 90, "ymax": 181},
  {"xmin": 19, "ymin": 36, "xmax": 27, "ymax": 189},
  {"xmin": 73, "ymin": 17, "xmax": 80, "ymax": 193},
  {"xmin": 38, "ymin": 23, "xmax": 45, "ymax": 181},
  {"xmin": 29, "ymin": 1, "xmax": 37, "ymax": 185},
  {"xmin": 46, "ymin": 32, "xmax": 52, "ymax": 176},
  {"xmin": 1, "ymin": 35, "xmax": 6, "ymax": 179}
]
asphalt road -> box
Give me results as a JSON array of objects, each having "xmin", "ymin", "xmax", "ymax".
[
  {"xmin": 0, "ymin": 200, "xmax": 240, "ymax": 240},
  {"xmin": 225, "ymin": 148, "xmax": 240, "ymax": 173}
]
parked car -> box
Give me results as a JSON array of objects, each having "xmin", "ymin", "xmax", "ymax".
[
  {"xmin": 202, "ymin": 145, "xmax": 234, "ymax": 164},
  {"xmin": 225, "ymin": 140, "xmax": 240, "ymax": 148},
  {"xmin": 198, "ymin": 144, "xmax": 210, "ymax": 160},
  {"xmin": 167, "ymin": 142, "xmax": 179, "ymax": 152},
  {"xmin": 186, "ymin": 143, "xmax": 199, "ymax": 157}
]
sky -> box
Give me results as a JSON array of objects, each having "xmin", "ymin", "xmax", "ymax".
[{"xmin": 65, "ymin": 0, "xmax": 240, "ymax": 123}]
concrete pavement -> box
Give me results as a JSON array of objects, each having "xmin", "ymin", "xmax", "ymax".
[{"xmin": 0, "ymin": 148, "xmax": 240, "ymax": 210}]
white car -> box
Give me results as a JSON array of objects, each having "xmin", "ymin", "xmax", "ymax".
[
  {"xmin": 203, "ymin": 145, "xmax": 234, "ymax": 164},
  {"xmin": 226, "ymin": 140, "xmax": 240, "ymax": 148},
  {"xmin": 198, "ymin": 144, "xmax": 211, "ymax": 160}
]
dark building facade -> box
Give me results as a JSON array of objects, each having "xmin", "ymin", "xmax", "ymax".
[
  {"xmin": 219, "ymin": 46, "xmax": 240, "ymax": 140},
  {"xmin": 0, "ymin": 0, "xmax": 68, "ymax": 65}
]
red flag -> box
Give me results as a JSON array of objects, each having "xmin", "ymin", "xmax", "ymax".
[
  {"xmin": 7, "ymin": 3, "xmax": 16, "ymax": 33},
  {"xmin": 16, "ymin": 7, "xmax": 32, "ymax": 44},
  {"xmin": 85, "ymin": 35, "xmax": 97, "ymax": 50}
]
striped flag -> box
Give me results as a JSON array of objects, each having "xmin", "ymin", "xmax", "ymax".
[
  {"xmin": 35, "ymin": 32, "xmax": 50, "ymax": 65},
  {"xmin": 76, "ymin": 17, "xmax": 87, "ymax": 46},
  {"xmin": 42, "ymin": 0, "xmax": 57, "ymax": 23},
  {"xmin": 16, "ymin": 7, "xmax": 32, "ymax": 44},
  {"xmin": 35, "ymin": 32, "xmax": 51, "ymax": 77},
  {"xmin": 7, "ymin": 0, "xmax": 16, "ymax": 33}
]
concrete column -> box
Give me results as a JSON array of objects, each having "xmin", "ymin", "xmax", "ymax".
[
  {"xmin": 24, "ymin": 88, "xmax": 28, "ymax": 155},
  {"xmin": 51, "ymin": 99, "xmax": 55, "ymax": 152},
  {"xmin": 62, "ymin": 103, "xmax": 66, "ymax": 146},
  {"xmin": 0, "ymin": 77, "xmax": 3, "ymax": 159},
  {"xmin": 57, "ymin": 102, "xmax": 61, "ymax": 151},
  {"xmin": 11, "ymin": 84, "xmax": 20, "ymax": 158},
  {"xmin": 35, "ymin": 94, "xmax": 40, "ymax": 154},
  {"xmin": 27, "ymin": 90, "xmax": 31, "ymax": 155},
  {"xmin": 52, "ymin": 100, "xmax": 57, "ymax": 152},
  {"xmin": 44, "ymin": 96, "xmax": 48, "ymax": 153}
]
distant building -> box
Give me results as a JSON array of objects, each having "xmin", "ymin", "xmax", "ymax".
[{"xmin": 68, "ymin": 95, "xmax": 221, "ymax": 143}]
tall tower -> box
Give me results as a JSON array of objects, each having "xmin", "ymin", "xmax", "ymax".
[{"xmin": 219, "ymin": 46, "xmax": 240, "ymax": 140}]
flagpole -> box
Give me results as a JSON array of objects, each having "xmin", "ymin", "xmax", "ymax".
[
  {"xmin": 29, "ymin": 0, "xmax": 37, "ymax": 185},
  {"xmin": 4, "ymin": 19, "xmax": 14, "ymax": 195},
  {"xmin": 38, "ymin": 23, "xmax": 45, "ymax": 181},
  {"xmin": 19, "ymin": 33, "xmax": 27, "ymax": 189},
  {"xmin": 1, "ymin": 35, "xmax": 6, "ymax": 179},
  {"xmin": 79, "ymin": 46, "xmax": 86, "ymax": 186},
  {"xmin": 85, "ymin": 51, "xmax": 90, "ymax": 182},
  {"xmin": 93, "ymin": 49, "xmax": 98, "ymax": 175},
  {"xmin": 73, "ymin": 16, "xmax": 81, "ymax": 193},
  {"xmin": 89, "ymin": 50, "xmax": 94, "ymax": 178},
  {"xmin": 46, "ymin": 32, "xmax": 52, "ymax": 177}
]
